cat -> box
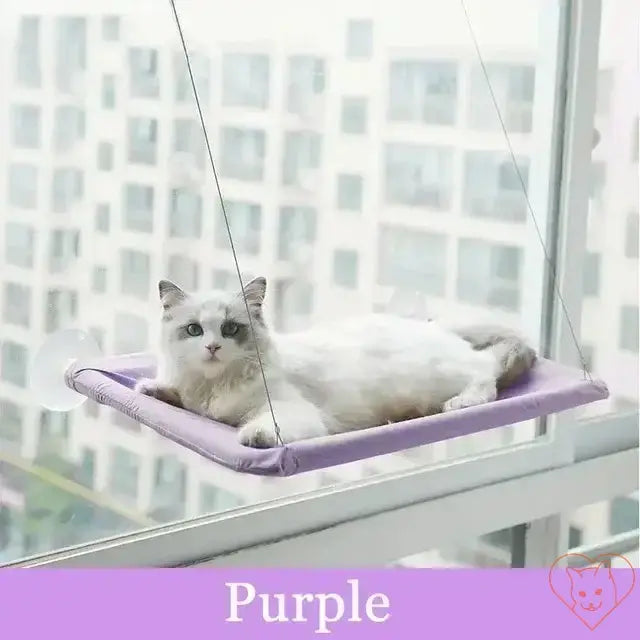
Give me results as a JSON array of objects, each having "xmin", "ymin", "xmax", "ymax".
[
  {"xmin": 566, "ymin": 563, "xmax": 618, "ymax": 626},
  {"xmin": 135, "ymin": 277, "xmax": 536, "ymax": 448}
]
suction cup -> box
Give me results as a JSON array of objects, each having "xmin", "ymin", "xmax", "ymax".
[{"xmin": 29, "ymin": 329, "xmax": 102, "ymax": 411}]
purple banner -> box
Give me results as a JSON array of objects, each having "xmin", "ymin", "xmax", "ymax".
[{"xmin": 0, "ymin": 568, "xmax": 636, "ymax": 638}]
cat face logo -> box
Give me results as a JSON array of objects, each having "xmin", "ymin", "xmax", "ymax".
[{"xmin": 549, "ymin": 554, "xmax": 636, "ymax": 630}]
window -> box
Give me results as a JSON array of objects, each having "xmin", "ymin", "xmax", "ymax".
[
  {"xmin": 8, "ymin": 163, "xmax": 37, "ymax": 209},
  {"xmin": 568, "ymin": 526, "xmax": 583, "ymax": 549},
  {"xmin": 151, "ymin": 456, "xmax": 187, "ymax": 519},
  {"xmin": 124, "ymin": 183, "xmax": 154, "ymax": 233},
  {"xmin": 48, "ymin": 229, "xmax": 80, "ymax": 273},
  {"xmin": 102, "ymin": 16, "xmax": 120, "ymax": 41},
  {"xmin": 102, "ymin": 74, "xmax": 116, "ymax": 109},
  {"xmin": 169, "ymin": 189, "xmax": 202, "ymax": 238},
  {"xmin": 108, "ymin": 447, "xmax": 139, "ymax": 501},
  {"xmin": 583, "ymin": 252, "xmax": 601, "ymax": 296},
  {"xmin": 15, "ymin": 16, "xmax": 41, "ymax": 88},
  {"xmin": 469, "ymin": 63, "xmax": 535, "ymax": 133},
  {"xmin": 174, "ymin": 51, "xmax": 210, "ymax": 103},
  {"xmin": 167, "ymin": 255, "xmax": 199, "ymax": 290},
  {"xmin": 51, "ymin": 168, "xmax": 83, "ymax": 213},
  {"xmin": 120, "ymin": 249, "xmax": 150, "ymax": 299},
  {"xmin": 173, "ymin": 119, "xmax": 204, "ymax": 168},
  {"xmin": 275, "ymin": 281, "xmax": 314, "ymax": 320},
  {"xmin": 88, "ymin": 327, "xmax": 105, "ymax": 352},
  {"xmin": 286, "ymin": 56, "xmax": 325, "ymax": 115},
  {"xmin": 609, "ymin": 496, "xmax": 639, "ymax": 535},
  {"xmin": 45, "ymin": 289, "xmax": 77, "ymax": 333},
  {"xmin": 97, "ymin": 142, "xmax": 114, "ymax": 171},
  {"xmin": 336, "ymin": 173, "xmax": 363, "ymax": 211},
  {"xmin": 626, "ymin": 212, "xmax": 639, "ymax": 258},
  {"xmin": 378, "ymin": 225, "xmax": 447, "ymax": 295},
  {"xmin": 457, "ymin": 239, "xmax": 522, "ymax": 311},
  {"xmin": 2, "ymin": 283, "xmax": 31, "ymax": 327},
  {"xmin": 78, "ymin": 448, "xmax": 96, "ymax": 489},
  {"xmin": 385, "ymin": 143, "xmax": 453, "ymax": 209},
  {"xmin": 333, "ymin": 250, "xmax": 359, "ymax": 288},
  {"xmin": 215, "ymin": 201, "xmax": 261, "ymax": 255},
  {"xmin": 220, "ymin": 127, "xmax": 265, "ymax": 181},
  {"xmin": 54, "ymin": 17, "xmax": 86, "ymax": 92},
  {"xmin": 11, "ymin": 104, "xmax": 40, "ymax": 148},
  {"xmin": 95, "ymin": 203, "xmax": 110, "ymax": 233},
  {"xmin": 282, "ymin": 132, "xmax": 321, "ymax": 187},
  {"xmin": 346, "ymin": 19, "xmax": 373, "ymax": 58},
  {"xmin": 222, "ymin": 53, "xmax": 270, "ymax": 109},
  {"xmin": 200, "ymin": 484, "xmax": 244, "ymax": 513},
  {"xmin": 114, "ymin": 313, "xmax": 148, "ymax": 354},
  {"xmin": 463, "ymin": 152, "xmax": 529, "ymax": 221},
  {"xmin": 389, "ymin": 60, "xmax": 458, "ymax": 125},
  {"xmin": 4, "ymin": 223, "xmax": 35, "ymax": 268},
  {"xmin": 92, "ymin": 266, "xmax": 107, "ymax": 293},
  {"xmin": 129, "ymin": 48, "xmax": 159, "ymax": 98},
  {"xmin": 341, "ymin": 97, "xmax": 368, "ymax": 134},
  {"xmin": 278, "ymin": 206, "xmax": 317, "ymax": 260},
  {"xmin": 0, "ymin": 400, "xmax": 23, "ymax": 448},
  {"xmin": 128, "ymin": 117, "xmax": 158, "ymax": 165},
  {"xmin": 53, "ymin": 106, "xmax": 85, "ymax": 152},
  {"xmin": 1, "ymin": 342, "xmax": 27, "ymax": 388},
  {"xmin": 619, "ymin": 306, "xmax": 639, "ymax": 352}
]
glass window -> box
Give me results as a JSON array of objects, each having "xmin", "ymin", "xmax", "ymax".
[
  {"xmin": 127, "ymin": 117, "xmax": 158, "ymax": 165},
  {"xmin": 114, "ymin": 313, "xmax": 148, "ymax": 354},
  {"xmin": 583, "ymin": 252, "xmax": 601, "ymax": 296},
  {"xmin": 120, "ymin": 249, "xmax": 150, "ymax": 299},
  {"xmin": 169, "ymin": 189, "xmax": 202, "ymax": 238},
  {"xmin": 97, "ymin": 142, "xmax": 114, "ymax": 171},
  {"xmin": 0, "ymin": 399, "xmax": 23, "ymax": 448},
  {"xmin": 95, "ymin": 204, "xmax": 111, "ymax": 233},
  {"xmin": 44, "ymin": 288, "xmax": 77, "ymax": 333},
  {"xmin": 167, "ymin": 255, "xmax": 199, "ymax": 290},
  {"xmin": 48, "ymin": 228, "xmax": 80, "ymax": 273},
  {"xmin": 286, "ymin": 56, "xmax": 325, "ymax": 115},
  {"xmin": 336, "ymin": 173, "xmax": 363, "ymax": 211},
  {"xmin": 51, "ymin": 168, "xmax": 83, "ymax": 213},
  {"xmin": 173, "ymin": 119, "xmax": 204, "ymax": 168},
  {"xmin": 174, "ymin": 50, "xmax": 210, "ymax": 103},
  {"xmin": 2, "ymin": 282, "xmax": 31, "ymax": 327},
  {"xmin": 609, "ymin": 496, "xmax": 640, "ymax": 535},
  {"xmin": 222, "ymin": 53, "xmax": 270, "ymax": 109},
  {"xmin": 102, "ymin": 74, "xmax": 116, "ymax": 109},
  {"xmin": 4, "ymin": 223, "xmax": 35, "ymax": 268},
  {"xmin": 123, "ymin": 183, "xmax": 154, "ymax": 233},
  {"xmin": 1, "ymin": 341, "xmax": 28, "ymax": 388},
  {"xmin": 102, "ymin": 16, "xmax": 120, "ymax": 41},
  {"xmin": 282, "ymin": 131, "xmax": 321, "ymax": 187},
  {"xmin": 53, "ymin": 106, "xmax": 85, "ymax": 152},
  {"xmin": 129, "ymin": 48, "xmax": 159, "ymax": 98},
  {"xmin": 77, "ymin": 448, "xmax": 96, "ymax": 489},
  {"xmin": 220, "ymin": 127, "xmax": 265, "ymax": 181},
  {"xmin": 619, "ymin": 306, "xmax": 639, "ymax": 352},
  {"xmin": 341, "ymin": 97, "xmax": 368, "ymax": 134},
  {"xmin": 54, "ymin": 17, "xmax": 86, "ymax": 92},
  {"xmin": 11, "ymin": 104, "xmax": 40, "ymax": 148},
  {"xmin": 151, "ymin": 456, "xmax": 187, "ymax": 520},
  {"xmin": 346, "ymin": 19, "xmax": 373, "ymax": 59},
  {"xmin": 108, "ymin": 446, "xmax": 139, "ymax": 501},
  {"xmin": 215, "ymin": 201, "xmax": 261, "ymax": 255},
  {"xmin": 15, "ymin": 16, "xmax": 41, "ymax": 88},
  {"xmin": 91, "ymin": 266, "xmax": 107, "ymax": 294},
  {"xmin": 200, "ymin": 484, "xmax": 244, "ymax": 513},
  {"xmin": 333, "ymin": 250, "xmax": 359, "ymax": 289},
  {"xmin": 278, "ymin": 206, "xmax": 317, "ymax": 260},
  {"xmin": 8, "ymin": 163, "xmax": 38, "ymax": 209}
]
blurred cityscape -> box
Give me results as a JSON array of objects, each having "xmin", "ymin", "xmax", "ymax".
[{"xmin": 0, "ymin": 0, "xmax": 637, "ymax": 565}]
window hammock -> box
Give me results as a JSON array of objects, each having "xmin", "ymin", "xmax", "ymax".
[{"xmin": 36, "ymin": 0, "xmax": 609, "ymax": 476}]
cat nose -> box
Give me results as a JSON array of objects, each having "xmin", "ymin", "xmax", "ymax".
[{"xmin": 205, "ymin": 343, "xmax": 221, "ymax": 354}]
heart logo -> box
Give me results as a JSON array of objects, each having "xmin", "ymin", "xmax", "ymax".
[{"xmin": 548, "ymin": 553, "xmax": 636, "ymax": 630}]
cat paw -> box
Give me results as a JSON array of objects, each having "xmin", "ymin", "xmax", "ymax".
[
  {"xmin": 134, "ymin": 379, "xmax": 182, "ymax": 407},
  {"xmin": 442, "ymin": 394, "xmax": 480, "ymax": 413},
  {"xmin": 238, "ymin": 422, "xmax": 279, "ymax": 449}
]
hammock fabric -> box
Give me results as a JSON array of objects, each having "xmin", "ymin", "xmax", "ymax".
[{"xmin": 65, "ymin": 354, "xmax": 608, "ymax": 476}]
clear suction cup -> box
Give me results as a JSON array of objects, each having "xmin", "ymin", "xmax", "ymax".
[{"xmin": 29, "ymin": 328, "xmax": 102, "ymax": 411}]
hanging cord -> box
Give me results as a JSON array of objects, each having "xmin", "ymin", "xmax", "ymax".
[
  {"xmin": 459, "ymin": 0, "xmax": 592, "ymax": 381},
  {"xmin": 168, "ymin": 0, "xmax": 285, "ymax": 445}
]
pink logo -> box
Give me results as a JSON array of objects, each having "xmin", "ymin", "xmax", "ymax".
[{"xmin": 548, "ymin": 554, "xmax": 636, "ymax": 630}]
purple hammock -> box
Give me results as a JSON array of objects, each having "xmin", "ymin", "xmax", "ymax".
[{"xmin": 65, "ymin": 354, "xmax": 608, "ymax": 477}]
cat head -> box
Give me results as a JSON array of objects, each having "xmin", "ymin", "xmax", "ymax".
[
  {"xmin": 157, "ymin": 276, "xmax": 271, "ymax": 377},
  {"xmin": 566, "ymin": 563, "xmax": 616, "ymax": 612}
]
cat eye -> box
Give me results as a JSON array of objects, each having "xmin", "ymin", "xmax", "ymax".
[
  {"xmin": 221, "ymin": 320, "xmax": 239, "ymax": 338},
  {"xmin": 185, "ymin": 323, "xmax": 203, "ymax": 337}
]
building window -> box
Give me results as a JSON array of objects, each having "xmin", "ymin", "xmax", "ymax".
[
  {"xmin": 1, "ymin": 342, "xmax": 27, "ymax": 388},
  {"xmin": 51, "ymin": 168, "xmax": 83, "ymax": 213},
  {"xmin": 346, "ymin": 19, "xmax": 373, "ymax": 59},
  {"xmin": 2, "ymin": 283, "xmax": 31, "ymax": 327},
  {"xmin": 276, "ymin": 281, "xmax": 314, "ymax": 319},
  {"xmin": 200, "ymin": 483, "xmax": 244, "ymax": 513},
  {"xmin": 626, "ymin": 211, "xmax": 639, "ymax": 258},
  {"xmin": 53, "ymin": 106, "xmax": 85, "ymax": 152},
  {"xmin": 123, "ymin": 183, "xmax": 154, "ymax": 233},
  {"xmin": 385, "ymin": 143, "xmax": 453, "ymax": 209},
  {"xmin": 222, "ymin": 53, "xmax": 270, "ymax": 109},
  {"xmin": 333, "ymin": 250, "xmax": 359, "ymax": 289},
  {"xmin": 114, "ymin": 313, "xmax": 148, "ymax": 354},
  {"xmin": 174, "ymin": 51, "xmax": 210, "ymax": 103},
  {"xmin": 173, "ymin": 119, "xmax": 205, "ymax": 168},
  {"xmin": 619, "ymin": 305, "xmax": 639, "ymax": 352},
  {"xmin": 278, "ymin": 206, "xmax": 317, "ymax": 260},
  {"xmin": 97, "ymin": 142, "xmax": 114, "ymax": 171},
  {"xmin": 48, "ymin": 228, "xmax": 80, "ymax": 273},
  {"xmin": 609, "ymin": 496, "xmax": 639, "ymax": 535},
  {"xmin": 215, "ymin": 201, "xmax": 261, "ymax": 255},
  {"xmin": 4, "ymin": 223, "xmax": 34, "ymax": 268},
  {"xmin": 129, "ymin": 47, "xmax": 159, "ymax": 98},
  {"xmin": 0, "ymin": 399, "xmax": 23, "ymax": 447},
  {"xmin": 151, "ymin": 455, "xmax": 187, "ymax": 519},
  {"xmin": 583, "ymin": 252, "xmax": 600, "ymax": 296},
  {"xmin": 8, "ymin": 163, "xmax": 37, "ymax": 209},
  {"xmin": 167, "ymin": 255, "xmax": 199, "ymax": 290},
  {"xmin": 169, "ymin": 189, "xmax": 202, "ymax": 238},
  {"xmin": 286, "ymin": 56, "xmax": 325, "ymax": 116},
  {"xmin": 54, "ymin": 17, "xmax": 86, "ymax": 92},
  {"xmin": 220, "ymin": 127, "xmax": 266, "ymax": 181},
  {"xmin": 78, "ymin": 448, "xmax": 96, "ymax": 489},
  {"xmin": 92, "ymin": 266, "xmax": 107, "ymax": 293},
  {"xmin": 15, "ymin": 16, "xmax": 41, "ymax": 88},
  {"xmin": 102, "ymin": 16, "xmax": 120, "ymax": 41},
  {"xmin": 378, "ymin": 225, "xmax": 447, "ymax": 296},
  {"xmin": 44, "ymin": 289, "xmax": 77, "ymax": 333},
  {"xmin": 95, "ymin": 203, "xmax": 110, "ymax": 233},
  {"xmin": 88, "ymin": 327, "xmax": 105, "ymax": 352},
  {"xmin": 108, "ymin": 446, "xmax": 140, "ymax": 501},
  {"xmin": 463, "ymin": 151, "xmax": 529, "ymax": 222},
  {"xmin": 102, "ymin": 74, "xmax": 116, "ymax": 109},
  {"xmin": 11, "ymin": 104, "xmax": 40, "ymax": 148},
  {"xmin": 120, "ymin": 249, "xmax": 150, "ymax": 299},
  {"xmin": 341, "ymin": 97, "xmax": 368, "ymax": 134},
  {"xmin": 282, "ymin": 132, "xmax": 321, "ymax": 187},
  {"xmin": 457, "ymin": 238, "xmax": 522, "ymax": 312},
  {"xmin": 336, "ymin": 174, "xmax": 363, "ymax": 211},
  {"xmin": 389, "ymin": 60, "xmax": 458, "ymax": 125},
  {"xmin": 469, "ymin": 63, "xmax": 535, "ymax": 133},
  {"xmin": 128, "ymin": 117, "xmax": 158, "ymax": 165}
]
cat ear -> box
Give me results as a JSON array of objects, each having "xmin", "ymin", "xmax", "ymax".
[
  {"xmin": 566, "ymin": 568, "xmax": 581, "ymax": 581},
  {"xmin": 240, "ymin": 277, "xmax": 267, "ymax": 308},
  {"xmin": 594, "ymin": 561, "xmax": 613, "ymax": 577},
  {"xmin": 158, "ymin": 280, "xmax": 186, "ymax": 309}
]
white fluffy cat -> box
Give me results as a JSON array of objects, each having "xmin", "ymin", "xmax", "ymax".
[{"xmin": 135, "ymin": 277, "xmax": 536, "ymax": 448}]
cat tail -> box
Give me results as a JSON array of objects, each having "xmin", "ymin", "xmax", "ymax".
[{"xmin": 451, "ymin": 323, "xmax": 537, "ymax": 391}]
